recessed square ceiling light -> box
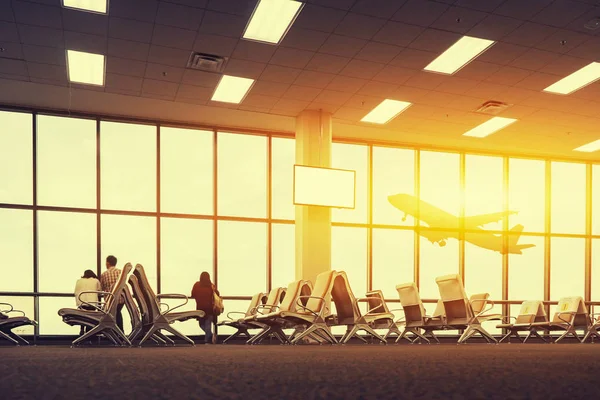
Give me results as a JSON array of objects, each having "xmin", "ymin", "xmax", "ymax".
[
  {"xmin": 62, "ymin": 0, "xmax": 108, "ymax": 14},
  {"xmin": 463, "ymin": 117, "xmax": 517, "ymax": 138},
  {"xmin": 66, "ymin": 50, "xmax": 105, "ymax": 86},
  {"xmin": 543, "ymin": 62, "xmax": 600, "ymax": 95},
  {"xmin": 361, "ymin": 99, "xmax": 412, "ymax": 124},
  {"xmin": 211, "ymin": 75, "xmax": 255, "ymax": 104},
  {"xmin": 243, "ymin": 0, "xmax": 304, "ymax": 45},
  {"xmin": 574, "ymin": 139, "xmax": 600, "ymax": 152},
  {"xmin": 424, "ymin": 36, "xmax": 495, "ymax": 75}
]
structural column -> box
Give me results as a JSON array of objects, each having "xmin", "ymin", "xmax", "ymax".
[{"xmin": 295, "ymin": 110, "xmax": 332, "ymax": 284}]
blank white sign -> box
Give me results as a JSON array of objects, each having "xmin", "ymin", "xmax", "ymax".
[{"xmin": 294, "ymin": 165, "xmax": 356, "ymax": 209}]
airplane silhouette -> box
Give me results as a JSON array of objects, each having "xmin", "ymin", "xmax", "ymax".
[{"xmin": 388, "ymin": 193, "xmax": 536, "ymax": 255}]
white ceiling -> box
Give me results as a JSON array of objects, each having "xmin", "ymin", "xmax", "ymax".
[{"xmin": 1, "ymin": 0, "xmax": 600, "ymax": 160}]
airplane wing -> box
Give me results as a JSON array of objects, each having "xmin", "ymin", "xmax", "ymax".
[{"xmin": 464, "ymin": 211, "xmax": 517, "ymax": 228}]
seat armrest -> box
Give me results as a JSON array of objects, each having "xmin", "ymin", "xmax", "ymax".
[
  {"xmin": 156, "ymin": 293, "xmax": 189, "ymax": 315},
  {"xmin": 296, "ymin": 296, "xmax": 329, "ymax": 319},
  {"xmin": 252, "ymin": 304, "xmax": 280, "ymax": 315},
  {"xmin": 355, "ymin": 297, "xmax": 385, "ymax": 316},
  {"xmin": 226, "ymin": 311, "xmax": 247, "ymax": 320}
]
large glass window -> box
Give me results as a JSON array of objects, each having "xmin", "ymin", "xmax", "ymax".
[
  {"xmin": 271, "ymin": 137, "xmax": 295, "ymax": 220},
  {"xmin": 508, "ymin": 158, "xmax": 545, "ymax": 233},
  {"xmin": 100, "ymin": 121, "xmax": 156, "ymax": 212},
  {"xmin": 593, "ymin": 165, "xmax": 600, "ymax": 235},
  {"xmin": 418, "ymin": 231, "xmax": 459, "ymax": 300},
  {"xmin": 217, "ymin": 133, "xmax": 267, "ymax": 218},
  {"xmin": 592, "ymin": 239, "xmax": 600, "ymax": 300},
  {"xmin": 372, "ymin": 229, "xmax": 414, "ymax": 299},
  {"xmin": 0, "ymin": 296, "xmax": 34, "ymax": 334},
  {"xmin": 550, "ymin": 237, "xmax": 585, "ymax": 300},
  {"xmin": 551, "ymin": 162, "xmax": 586, "ymax": 234},
  {"xmin": 464, "ymin": 236, "xmax": 502, "ymax": 300},
  {"xmin": 419, "ymin": 151, "xmax": 460, "ymax": 229},
  {"xmin": 101, "ymin": 214, "xmax": 157, "ymax": 288},
  {"xmin": 0, "ymin": 110, "xmax": 32, "ymax": 205},
  {"xmin": 372, "ymin": 147, "xmax": 415, "ymax": 227},
  {"xmin": 332, "ymin": 143, "xmax": 368, "ymax": 224},
  {"xmin": 465, "ymin": 155, "xmax": 504, "ymax": 232},
  {"xmin": 217, "ymin": 221, "xmax": 267, "ymax": 296},
  {"xmin": 38, "ymin": 211, "xmax": 97, "ymax": 293},
  {"xmin": 508, "ymin": 235, "xmax": 545, "ymax": 301},
  {"xmin": 39, "ymin": 297, "xmax": 80, "ymax": 335},
  {"xmin": 160, "ymin": 217, "xmax": 213, "ymax": 295},
  {"xmin": 37, "ymin": 115, "xmax": 96, "ymax": 208},
  {"xmin": 332, "ymin": 226, "xmax": 368, "ymax": 297},
  {"xmin": 271, "ymin": 223, "xmax": 295, "ymax": 289},
  {"xmin": 160, "ymin": 127, "xmax": 213, "ymax": 215},
  {"xmin": 0, "ymin": 209, "xmax": 33, "ymax": 292}
]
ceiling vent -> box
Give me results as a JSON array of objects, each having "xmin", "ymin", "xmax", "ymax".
[
  {"xmin": 186, "ymin": 52, "xmax": 228, "ymax": 72},
  {"xmin": 475, "ymin": 100, "xmax": 512, "ymax": 115},
  {"xmin": 584, "ymin": 17, "xmax": 600, "ymax": 30}
]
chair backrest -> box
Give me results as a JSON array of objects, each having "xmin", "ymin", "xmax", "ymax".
[
  {"xmin": 123, "ymin": 285, "xmax": 141, "ymax": 329},
  {"xmin": 128, "ymin": 274, "xmax": 151, "ymax": 324},
  {"xmin": 262, "ymin": 287, "xmax": 286, "ymax": 313},
  {"xmin": 515, "ymin": 301, "xmax": 547, "ymax": 324},
  {"xmin": 396, "ymin": 282, "xmax": 427, "ymax": 327},
  {"xmin": 245, "ymin": 292, "xmax": 266, "ymax": 317},
  {"xmin": 552, "ymin": 296, "xmax": 588, "ymax": 326},
  {"xmin": 104, "ymin": 263, "xmax": 132, "ymax": 316},
  {"xmin": 305, "ymin": 270, "xmax": 336, "ymax": 315},
  {"xmin": 365, "ymin": 290, "xmax": 391, "ymax": 314},
  {"xmin": 436, "ymin": 274, "xmax": 473, "ymax": 325},
  {"xmin": 432, "ymin": 299, "xmax": 445, "ymax": 318},
  {"xmin": 469, "ymin": 293, "xmax": 490, "ymax": 315},
  {"xmin": 133, "ymin": 264, "xmax": 161, "ymax": 321},
  {"xmin": 279, "ymin": 280, "xmax": 312, "ymax": 312},
  {"xmin": 330, "ymin": 271, "xmax": 361, "ymax": 324}
]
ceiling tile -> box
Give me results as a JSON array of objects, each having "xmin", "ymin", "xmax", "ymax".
[
  {"xmin": 0, "ymin": 41, "xmax": 24, "ymax": 61},
  {"xmin": 455, "ymin": 60, "xmax": 501, "ymax": 81},
  {"xmin": 283, "ymin": 84, "xmax": 322, "ymax": 101},
  {"xmin": 280, "ymin": 27, "xmax": 329, "ymax": 52},
  {"xmin": 430, "ymin": 6, "xmax": 487, "ymax": 34},
  {"xmin": 145, "ymin": 63, "xmax": 185, "ymax": 83},
  {"xmin": 568, "ymin": 37, "xmax": 600, "ymax": 60},
  {"xmin": 176, "ymin": 84, "xmax": 213, "ymax": 101},
  {"xmin": 498, "ymin": 104, "xmax": 539, "ymax": 119},
  {"xmin": 420, "ymin": 91, "xmax": 465, "ymax": 107},
  {"xmin": 467, "ymin": 14, "xmax": 523, "ymax": 41},
  {"xmin": 293, "ymin": 70, "xmax": 336, "ymax": 88},
  {"xmin": 503, "ymin": 22, "xmax": 558, "ymax": 47},
  {"xmin": 260, "ymin": 65, "xmax": 302, "ymax": 84},
  {"xmin": 269, "ymin": 47, "xmax": 315, "ymax": 69},
  {"xmin": 0, "ymin": 22, "xmax": 20, "ymax": 43},
  {"xmin": 272, "ymin": 98, "xmax": 312, "ymax": 113},
  {"xmin": 357, "ymin": 80, "xmax": 399, "ymax": 97},
  {"xmin": 408, "ymin": 29, "xmax": 462, "ymax": 53},
  {"xmin": 0, "ymin": 2, "xmax": 15, "ymax": 23},
  {"xmin": 64, "ymin": 32, "xmax": 107, "ymax": 54},
  {"xmin": 333, "ymin": 106, "xmax": 368, "ymax": 122},
  {"xmin": 372, "ymin": 21, "xmax": 424, "ymax": 48},
  {"xmin": 62, "ymin": 9, "xmax": 108, "ymax": 37},
  {"xmin": 151, "ymin": 24, "xmax": 196, "ymax": 50},
  {"xmin": 306, "ymin": 102, "xmax": 340, "ymax": 114},
  {"xmin": 484, "ymin": 66, "xmax": 532, "ymax": 86},
  {"xmin": 181, "ymin": 69, "xmax": 221, "ymax": 88},
  {"xmin": 22, "ymin": 44, "xmax": 65, "ymax": 66},
  {"xmin": 340, "ymin": 59, "xmax": 385, "ymax": 80},
  {"xmin": 250, "ymin": 80, "xmax": 290, "ymax": 97},
  {"xmin": 454, "ymin": 0, "xmax": 505, "ymax": 12},
  {"xmin": 29, "ymin": 77, "xmax": 68, "ymax": 87},
  {"xmin": 104, "ymin": 87, "xmax": 141, "ymax": 96},
  {"xmin": 198, "ymin": 11, "xmax": 247, "ymax": 38},
  {"xmin": 435, "ymin": 76, "xmax": 480, "ymax": 95},
  {"xmin": 294, "ymin": 4, "xmax": 347, "ymax": 33},
  {"xmin": 493, "ymin": 0, "xmax": 553, "ymax": 20},
  {"xmin": 345, "ymin": 94, "xmax": 386, "ymax": 110},
  {"xmin": 193, "ymin": 34, "xmax": 238, "ymax": 57},
  {"xmin": 476, "ymin": 42, "xmax": 528, "ymax": 66},
  {"xmin": 350, "ymin": 0, "xmax": 406, "ymax": 18},
  {"xmin": 270, "ymin": 108, "xmax": 300, "ymax": 117},
  {"xmin": 206, "ymin": 0, "xmax": 256, "ymax": 16},
  {"xmin": 531, "ymin": 0, "xmax": 592, "ymax": 28},
  {"xmin": 106, "ymin": 56, "xmax": 147, "ymax": 77},
  {"xmin": 109, "ymin": 17, "xmax": 154, "ymax": 43},
  {"xmin": 0, "ymin": 58, "xmax": 28, "ymax": 76},
  {"xmin": 142, "ymin": 79, "xmax": 179, "ymax": 96},
  {"xmin": 27, "ymin": 62, "xmax": 67, "ymax": 82},
  {"xmin": 445, "ymin": 94, "xmax": 489, "ymax": 111},
  {"xmin": 105, "ymin": 74, "xmax": 143, "ymax": 91},
  {"xmin": 493, "ymin": 87, "xmax": 537, "ymax": 104},
  {"xmin": 508, "ymin": 48, "xmax": 560, "ymax": 71},
  {"xmin": 306, "ymin": 0, "xmax": 356, "ymax": 9},
  {"xmin": 12, "ymin": 1, "xmax": 61, "ymax": 29},
  {"xmin": 156, "ymin": 2, "xmax": 205, "ymax": 31},
  {"xmin": 108, "ymin": 38, "xmax": 150, "ymax": 62},
  {"xmin": 142, "ymin": 92, "xmax": 176, "ymax": 102},
  {"xmin": 232, "ymin": 40, "xmax": 277, "ymax": 63},
  {"xmin": 162, "ymin": 0, "xmax": 208, "ymax": 8},
  {"xmin": 319, "ymin": 35, "xmax": 368, "ymax": 58},
  {"xmin": 540, "ymin": 55, "xmax": 592, "ymax": 76},
  {"xmin": 392, "ymin": 0, "xmax": 450, "ymax": 27},
  {"xmin": 513, "ymin": 72, "xmax": 561, "ymax": 91},
  {"xmin": 224, "ymin": 58, "xmax": 266, "ymax": 79},
  {"xmin": 355, "ymin": 42, "xmax": 403, "ymax": 64},
  {"xmin": 305, "ymin": 53, "xmax": 351, "ymax": 74},
  {"xmin": 18, "ymin": 25, "xmax": 64, "ymax": 48},
  {"xmin": 238, "ymin": 105, "xmax": 272, "ymax": 114},
  {"xmin": 535, "ymin": 29, "xmax": 591, "ymax": 54},
  {"xmin": 389, "ymin": 48, "xmax": 437, "ymax": 70},
  {"xmin": 334, "ymin": 13, "xmax": 387, "ymax": 40},
  {"xmin": 242, "ymin": 94, "xmax": 280, "ymax": 109},
  {"xmin": 147, "ymin": 45, "xmax": 189, "ymax": 67},
  {"xmin": 110, "ymin": 0, "xmax": 159, "ymax": 23},
  {"xmin": 403, "ymin": 71, "xmax": 449, "ymax": 90},
  {"xmin": 326, "ymin": 76, "xmax": 368, "ymax": 93}
]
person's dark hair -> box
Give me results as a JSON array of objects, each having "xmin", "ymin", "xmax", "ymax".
[
  {"xmin": 82, "ymin": 269, "xmax": 97, "ymax": 279},
  {"xmin": 106, "ymin": 255, "xmax": 117, "ymax": 267},
  {"xmin": 199, "ymin": 271, "xmax": 212, "ymax": 287}
]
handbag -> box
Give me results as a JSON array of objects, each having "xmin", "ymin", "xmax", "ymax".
[{"xmin": 213, "ymin": 290, "xmax": 224, "ymax": 316}]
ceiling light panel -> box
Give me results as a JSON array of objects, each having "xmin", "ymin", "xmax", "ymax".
[
  {"xmin": 211, "ymin": 75, "xmax": 255, "ymax": 104},
  {"xmin": 424, "ymin": 36, "xmax": 495, "ymax": 75},
  {"xmin": 361, "ymin": 99, "xmax": 412, "ymax": 124},
  {"xmin": 62, "ymin": 0, "xmax": 108, "ymax": 14},
  {"xmin": 574, "ymin": 139, "xmax": 600, "ymax": 152},
  {"xmin": 66, "ymin": 50, "xmax": 105, "ymax": 86},
  {"xmin": 463, "ymin": 117, "xmax": 517, "ymax": 138},
  {"xmin": 543, "ymin": 62, "xmax": 600, "ymax": 95},
  {"xmin": 243, "ymin": 0, "xmax": 304, "ymax": 45}
]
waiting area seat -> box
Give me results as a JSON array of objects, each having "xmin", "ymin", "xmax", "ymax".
[
  {"xmin": 394, "ymin": 282, "xmax": 445, "ymax": 344},
  {"xmin": 497, "ymin": 301, "xmax": 548, "ymax": 343},
  {"xmin": 582, "ymin": 309, "xmax": 600, "ymax": 343},
  {"xmin": 0, "ymin": 302, "xmax": 37, "ymax": 345},
  {"xmin": 217, "ymin": 292, "xmax": 266, "ymax": 343},
  {"xmin": 529, "ymin": 297, "xmax": 590, "ymax": 343}
]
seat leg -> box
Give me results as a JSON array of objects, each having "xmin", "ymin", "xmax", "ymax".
[
  {"xmin": 73, "ymin": 324, "xmax": 105, "ymax": 346},
  {"xmin": 139, "ymin": 325, "xmax": 161, "ymax": 347},
  {"xmin": 316, "ymin": 325, "xmax": 338, "ymax": 344},
  {"xmin": 475, "ymin": 326, "xmax": 498, "ymax": 344},
  {"xmin": 424, "ymin": 330, "xmax": 440, "ymax": 344},
  {"xmin": 341, "ymin": 325, "xmax": 360, "ymax": 344},
  {"xmin": 0, "ymin": 330, "xmax": 20, "ymax": 345},
  {"xmin": 360, "ymin": 325, "xmax": 387, "ymax": 344},
  {"xmin": 582, "ymin": 328, "xmax": 600, "ymax": 343},
  {"xmin": 155, "ymin": 331, "xmax": 175, "ymax": 345},
  {"xmin": 5, "ymin": 330, "xmax": 30, "ymax": 345},
  {"xmin": 458, "ymin": 326, "xmax": 475, "ymax": 344},
  {"xmin": 223, "ymin": 329, "xmax": 244, "ymax": 344},
  {"xmin": 247, "ymin": 327, "xmax": 272, "ymax": 345},
  {"xmin": 163, "ymin": 325, "xmax": 195, "ymax": 346}
]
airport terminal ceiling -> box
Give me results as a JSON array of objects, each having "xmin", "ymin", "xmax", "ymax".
[{"xmin": 1, "ymin": 0, "xmax": 600, "ymax": 160}]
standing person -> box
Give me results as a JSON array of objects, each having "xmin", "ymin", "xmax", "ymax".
[
  {"xmin": 100, "ymin": 255, "xmax": 125, "ymax": 333},
  {"xmin": 191, "ymin": 271, "xmax": 220, "ymax": 344},
  {"xmin": 74, "ymin": 269, "xmax": 102, "ymax": 336}
]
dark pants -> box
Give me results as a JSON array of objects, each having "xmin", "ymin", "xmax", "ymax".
[
  {"xmin": 79, "ymin": 305, "xmax": 96, "ymax": 336},
  {"xmin": 116, "ymin": 303, "xmax": 124, "ymax": 333}
]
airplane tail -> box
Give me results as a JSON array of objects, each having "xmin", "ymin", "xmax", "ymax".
[{"xmin": 508, "ymin": 224, "xmax": 536, "ymax": 254}]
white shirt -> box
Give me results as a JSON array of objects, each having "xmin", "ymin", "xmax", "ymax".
[{"xmin": 74, "ymin": 278, "xmax": 102, "ymax": 307}]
